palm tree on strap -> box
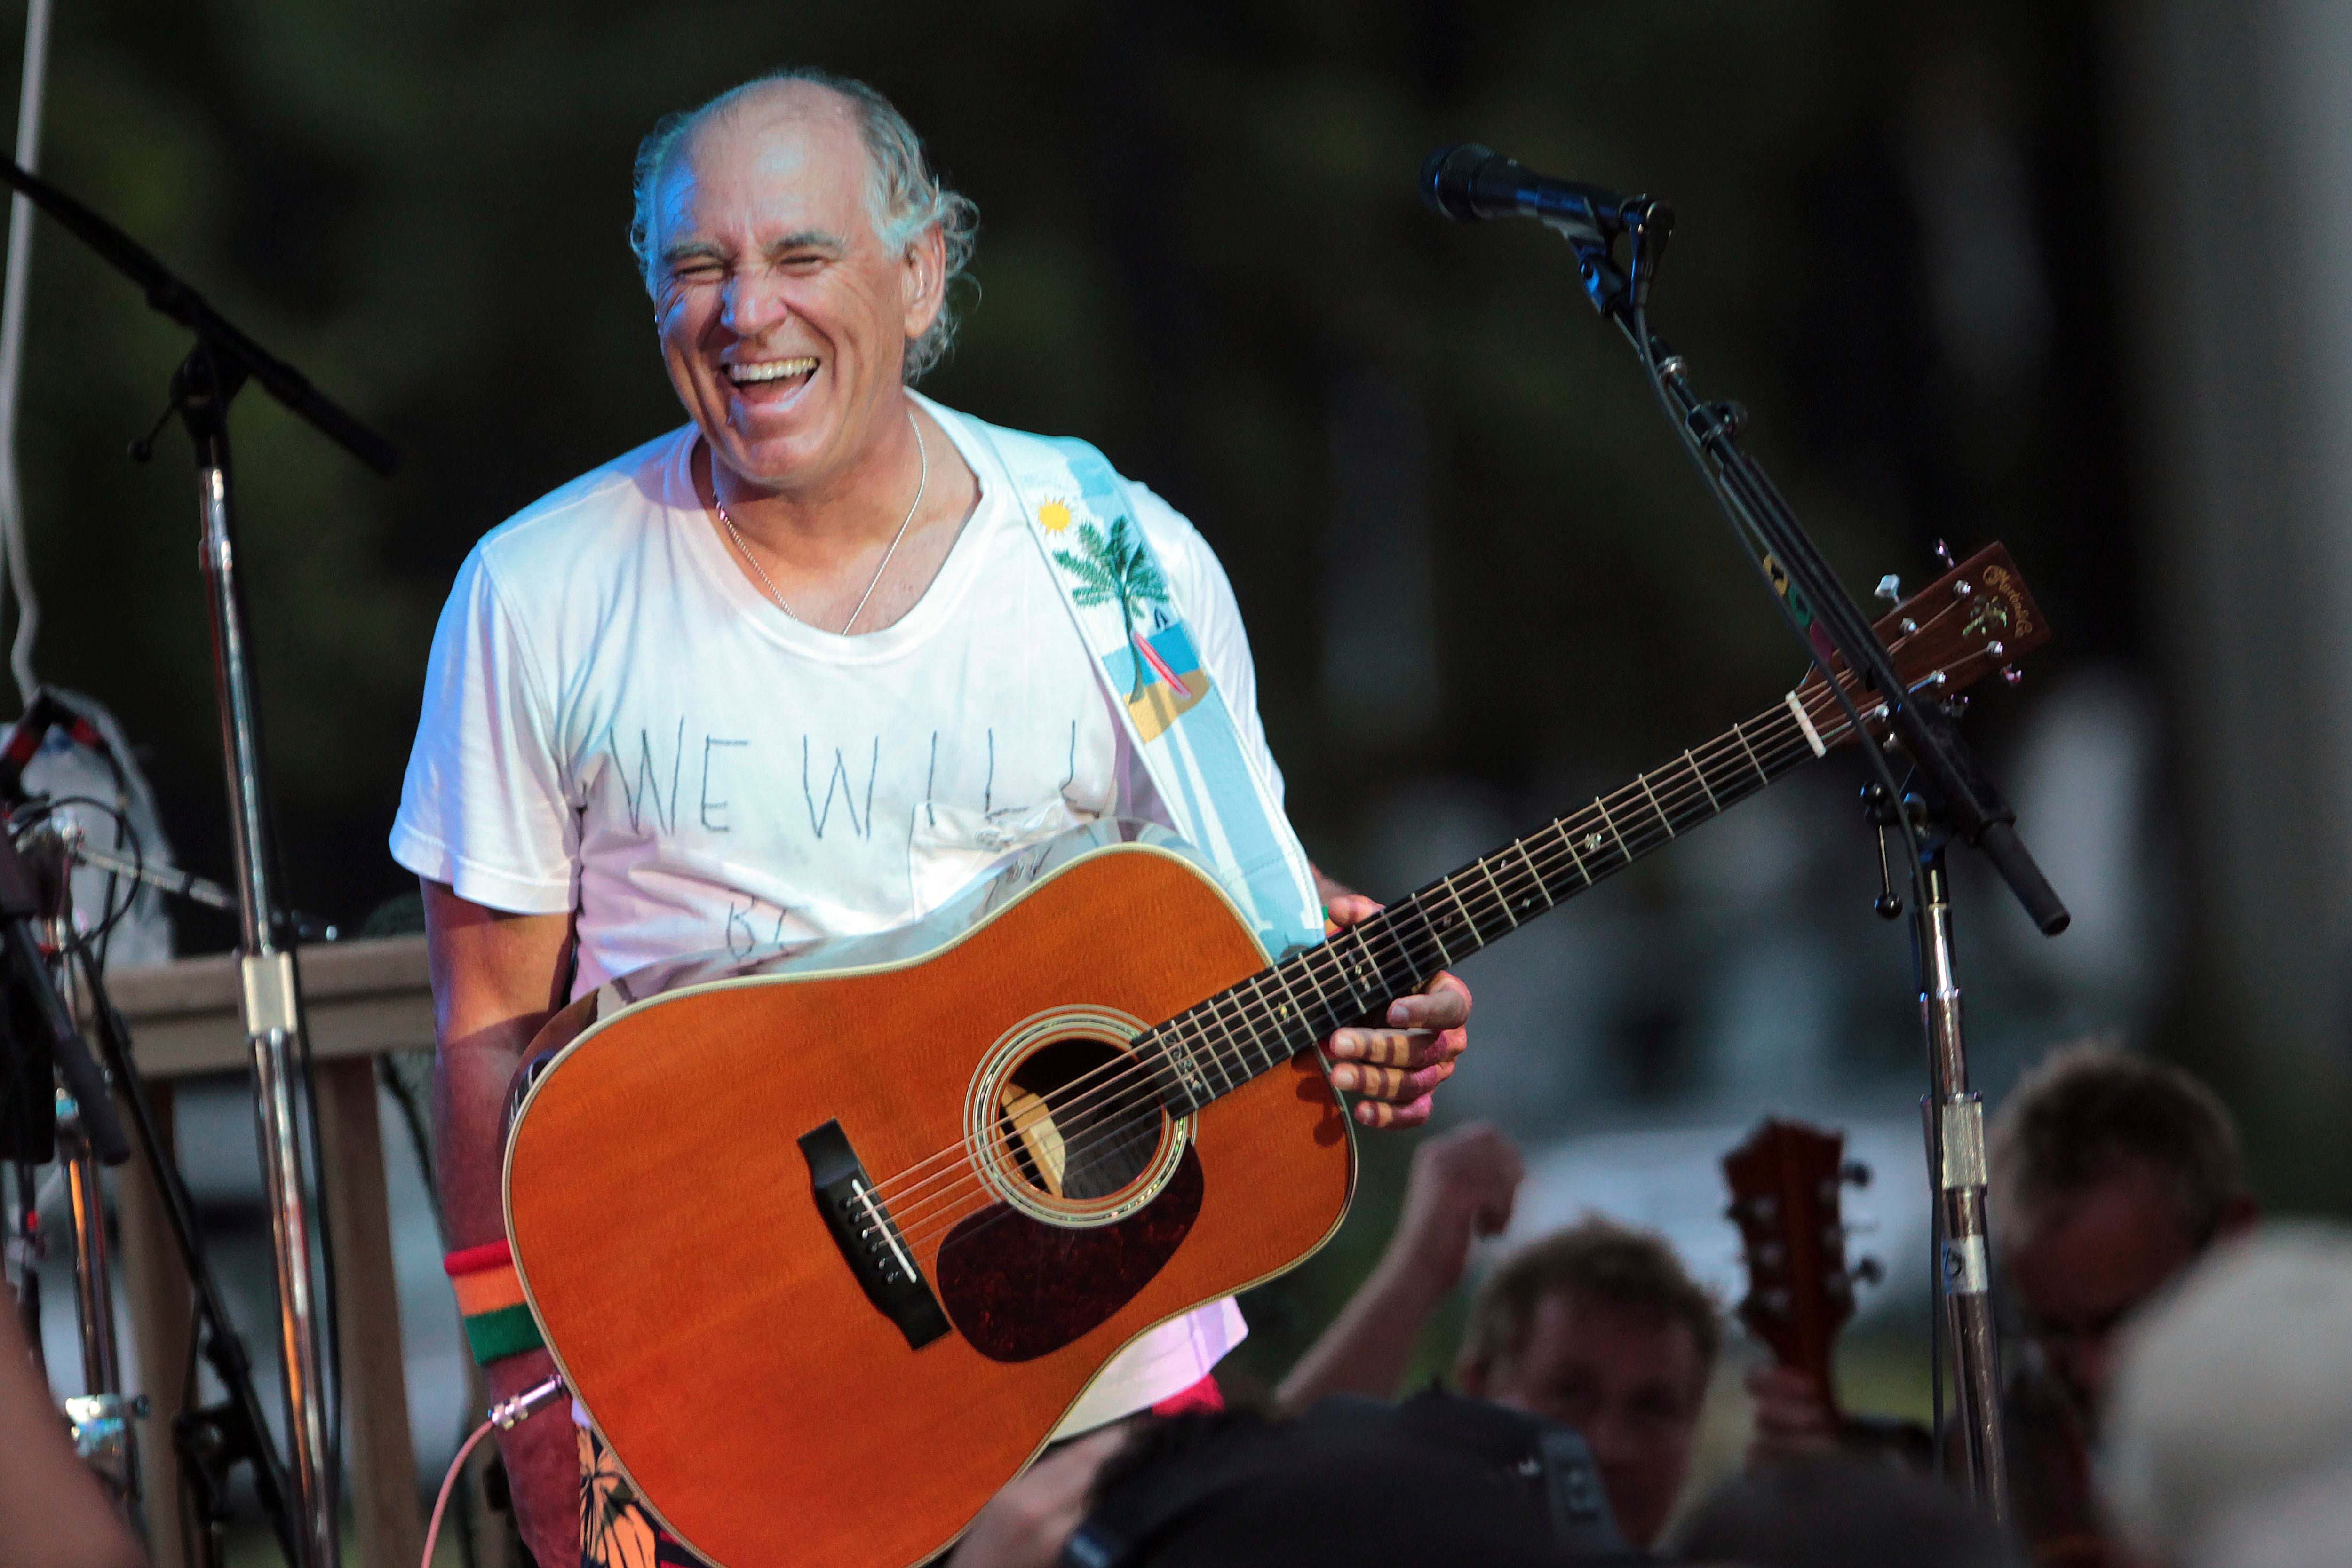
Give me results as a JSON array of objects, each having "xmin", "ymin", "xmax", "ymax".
[{"xmin": 1054, "ymin": 516, "xmax": 1169, "ymax": 700}]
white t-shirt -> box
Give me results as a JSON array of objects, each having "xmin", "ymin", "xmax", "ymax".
[{"xmin": 392, "ymin": 396, "xmax": 1277, "ymax": 1431}]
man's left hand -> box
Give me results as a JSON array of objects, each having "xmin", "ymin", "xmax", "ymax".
[{"xmin": 1321, "ymin": 892, "xmax": 1471, "ymax": 1130}]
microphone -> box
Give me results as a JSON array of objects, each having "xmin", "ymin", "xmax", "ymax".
[{"xmin": 1420, "ymin": 143, "xmax": 1630, "ymax": 236}]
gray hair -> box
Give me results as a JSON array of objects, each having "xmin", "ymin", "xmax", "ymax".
[
  {"xmin": 629, "ymin": 70, "xmax": 979, "ymax": 381},
  {"xmin": 1988, "ymin": 1041, "xmax": 2244, "ymax": 1250}
]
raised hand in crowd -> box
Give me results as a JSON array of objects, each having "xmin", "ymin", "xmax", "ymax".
[{"xmin": 1276, "ymin": 1121, "xmax": 1523, "ymax": 1410}]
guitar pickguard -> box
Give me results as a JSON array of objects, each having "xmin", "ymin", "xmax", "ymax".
[{"xmin": 932, "ymin": 1145, "xmax": 1203, "ymax": 1362}]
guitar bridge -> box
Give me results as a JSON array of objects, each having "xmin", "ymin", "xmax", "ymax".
[{"xmin": 799, "ymin": 1120, "xmax": 952, "ymax": 1350}]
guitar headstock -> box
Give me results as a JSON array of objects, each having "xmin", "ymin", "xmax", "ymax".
[
  {"xmin": 1723, "ymin": 1118, "xmax": 1877, "ymax": 1413},
  {"xmin": 1795, "ymin": 543, "xmax": 2050, "ymax": 725}
]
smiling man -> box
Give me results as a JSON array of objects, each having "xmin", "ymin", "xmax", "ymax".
[{"xmin": 392, "ymin": 70, "xmax": 1472, "ymax": 1567}]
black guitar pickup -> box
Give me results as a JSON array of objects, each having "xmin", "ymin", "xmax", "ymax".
[{"xmin": 799, "ymin": 1119, "xmax": 951, "ymax": 1350}]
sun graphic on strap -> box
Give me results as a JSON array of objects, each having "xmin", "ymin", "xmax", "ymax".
[{"xmin": 1037, "ymin": 500, "xmax": 1074, "ymax": 534}]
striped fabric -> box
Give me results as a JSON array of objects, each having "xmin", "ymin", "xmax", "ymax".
[
  {"xmin": 451, "ymin": 1265, "xmax": 529, "ymax": 1316},
  {"xmin": 462, "ymin": 1301, "xmax": 545, "ymax": 1365},
  {"xmin": 446, "ymin": 1238, "xmax": 545, "ymax": 1365}
]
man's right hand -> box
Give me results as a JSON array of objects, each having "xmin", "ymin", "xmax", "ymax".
[{"xmin": 488, "ymin": 1349, "xmax": 580, "ymax": 1568}]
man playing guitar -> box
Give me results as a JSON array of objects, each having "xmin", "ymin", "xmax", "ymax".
[{"xmin": 392, "ymin": 69, "xmax": 1472, "ymax": 1566}]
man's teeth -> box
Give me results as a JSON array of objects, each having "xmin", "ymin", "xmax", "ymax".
[{"xmin": 727, "ymin": 357, "xmax": 818, "ymax": 385}]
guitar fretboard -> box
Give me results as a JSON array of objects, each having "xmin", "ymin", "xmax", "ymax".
[{"xmin": 1138, "ymin": 683, "xmax": 1857, "ymax": 1116}]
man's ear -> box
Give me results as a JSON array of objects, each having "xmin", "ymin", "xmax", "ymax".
[{"xmin": 900, "ymin": 223, "xmax": 947, "ymax": 341}]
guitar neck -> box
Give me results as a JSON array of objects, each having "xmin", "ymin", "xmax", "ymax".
[{"xmin": 1142, "ymin": 680, "xmax": 1859, "ymax": 1115}]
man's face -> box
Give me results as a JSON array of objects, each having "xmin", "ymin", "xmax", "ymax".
[
  {"xmin": 2004, "ymin": 1164, "xmax": 2204, "ymax": 1417},
  {"xmin": 1466, "ymin": 1291, "xmax": 1708, "ymax": 1551},
  {"xmin": 646, "ymin": 86, "xmax": 940, "ymax": 494}
]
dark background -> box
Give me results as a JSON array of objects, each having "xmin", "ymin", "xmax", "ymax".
[{"xmin": 8, "ymin": 0, "xmax": 2129, "ymax": 943}]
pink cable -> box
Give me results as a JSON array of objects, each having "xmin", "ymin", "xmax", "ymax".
[{"xmin": 421, "ymin": 1419, "xmax": 496, "ymax": 1568}]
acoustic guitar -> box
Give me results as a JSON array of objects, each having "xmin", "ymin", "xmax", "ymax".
[
  {"xmin": 1726, "ymin": 1119, "xmax": 2109, "ymax": 1560},
  {"xmin": 505, "ymin": 545, "xmax": 2046, "ymax": 1568},
  {"xmin": 1722, "ymin": 1117, "xmax": 1931, "ymax": 1462}
]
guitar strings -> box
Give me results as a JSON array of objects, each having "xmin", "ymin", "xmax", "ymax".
[
  {"xmin": 884, "ymin": 638, "xmax": 1977, "ymax": 1254},
  {"xmin": 884, "ymin": 711, "xmax": 1852, "ymax": 1261},
  {"xmin": 854, "ymin": 682, "xmax": 1842, "ymax": 1227},
  {"xmin": 859, "ymin": 675, "xmax": 1880, "ymax": 1247},
  {"xmin": 852, "ymin": 608, "xmax": 1957, "ymax": 1223},
  {"xmin": 863, "ymin": 684, "xmax": 1878, "ymax": 1258},
  {"xmin": 870, "ymin": 683, "xmax": 1872, "ymax": 1254},
  {"xmin": 887, "ymin": 715, "xmax": 1854, "ymax": 1262}
]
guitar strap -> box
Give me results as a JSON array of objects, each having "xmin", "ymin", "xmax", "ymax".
[{"xmin": 955, "ymin": 410, "xmax": 1325, "ymax": 961}]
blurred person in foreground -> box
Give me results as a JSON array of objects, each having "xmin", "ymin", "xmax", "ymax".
[
  {"xmin": 0, "ymin": 1296, "xmax": 144, "ymax": 1568},
  {"xmin": 1275, "ymin": 1122, "xmax": 1720, "ymax": 1551},
  {"xmin": 2100, "ymin": 1224, "xmax": 2352, "ymax": 1568},
  {"xmin": 953, "ymin": 1397, "xmax": 1638, "ymax": 1568},
  {"xmin": 1749, "ymin": 1044, "xmax": 2256, "ymax": 1566},
  {"xmin": 1678, "ymin": 1456, "xmax": 2019, "ymax": 1568},
  {"xmin": 395, "ymin": 67, "xmax": 1474, "ymax": 1568}
]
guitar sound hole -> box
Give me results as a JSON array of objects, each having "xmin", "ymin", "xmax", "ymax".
[{"xmin": 995, "ymin": 1038, "xmax": 1163, "ymax": 1202}]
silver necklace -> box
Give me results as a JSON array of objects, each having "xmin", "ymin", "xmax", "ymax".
[{"xmin": 713, "ymin": 408, "xmax": 928, "ymax": 636}]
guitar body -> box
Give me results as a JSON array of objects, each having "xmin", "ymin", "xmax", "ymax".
[
  {"xmin": 503, "ymin": 546, "xmax": 2054, "ymax": 1568},
  {"xmin": 504, "ymin": 837, "xmax": 1356, "ymax": 1568}
]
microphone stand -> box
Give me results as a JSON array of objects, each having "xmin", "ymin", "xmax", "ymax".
[
  {"xmin": 0, "ymin": 155, "xmax": 398, "ymax": 1568},
  {"xmin": 1491, "ymin": 188, "xmax": 2070, "ymax": 1521},
  {"xmin": 11, "ymin": 810, "xmax": 301, "ymax": 1567}
]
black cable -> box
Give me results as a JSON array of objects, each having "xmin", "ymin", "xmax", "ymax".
[
  {"xmin": 8, "ymin": 795, "xmax": 144, "ymax": 953},
  {"xmin": 1919, "ymin": 1088, "xmax": 1947, "ymax": 1476},
  {"xmin": 15, "ymin": 781, "xmax": 324, "ymax": 1562},
  {"xmin": 1615, "ymin": 221, "xmax": 1956, "ymax": 1450},
  {"xmin": 1620, "ymin": 286, "xmax": 1932, "ymax": 929},
  {"xmin": 24, "ymin": 778, "xmax": 358, "ymax": 1524},
  {"xmin": 72, "ymin": 937, "xmax": 300, "ymax": 1565}
]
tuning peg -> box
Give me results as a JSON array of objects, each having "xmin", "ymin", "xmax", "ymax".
[
  {"xmin": 1933, "ymin": 539, "xmax": 1956, "ymax": 569},
  {"xmin": 1953, "ymin": 578, "xmax": 1975, "ymax": 600},
  {"xmin": 1874, "ymin": 574, "xmax": 1902, "ymax": 606},
  {"xmin": 1843, "ymin": 1160, "xmax": 1872, "ymax": 1188},
  {"xmin": 2001, "ymin": 665, "xmax": 2023, "ymax": 688},
  {"xmin": 1941, "ymin": 694, "xmax": 1969, "ymax": 720},
  {"xmin": 1853, "ymin": 1255, "xmax": 1886, "ymax": 1286}
]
